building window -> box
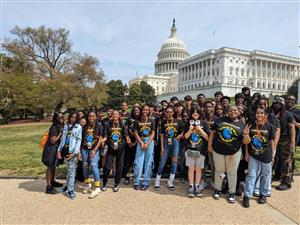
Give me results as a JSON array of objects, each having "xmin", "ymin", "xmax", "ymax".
[
  {"xmin": 229, "ymin": 67, "xmax": 233, "ymax": 75},
  {"xmin": 235, "ymin": 67, "xmax": 239, "ymax": 76}
]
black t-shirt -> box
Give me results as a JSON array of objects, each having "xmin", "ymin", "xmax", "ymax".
[
  {"xmin": 248, "ymin": 122, "xmax": 275, "ymax": 163},
  {"xmin": 184, "ymin": 120, "xmax": 209, "ymax": 154},
  {"xmin": 46, "ymin": 124, "xmax": 62, "ymax": 148},
  {"xmin": 134, "ymin": 118, "xmax": 155, "ymax": 139},
  {"xmin": 275, "ymin": 111, "xmax": 295, "ymax": 142},
  {"xmin": 212, "ymin": 117, "xmax": 245, "ymax": 155},
  {"xmin": 104, "ymin": 121, "xmax": 128, "ymax": 150},
  {"xmin": 288, "ymin": 107, "xmax": 300, "ymax": 145},
  {"xmin": 82, "ymin": 123, "xmax": 102, "ymax": 150},
  {"xmin": 102, "ymin": 118, "xmax": 112, "ymax": 127},
  {"xmin": 126, "ymin": 117, "xmax": 137, "ymax": 141},
  {"xmin": 160, "ymin": 118, "xmax": 185, "ymax": 139},
  {"xmin": 120, "ymin": 111, "xmax": 130, "ymax": 126},
  {"xmin": 203, "ymin": 115, "xmax": 218, "ymax": 131}
]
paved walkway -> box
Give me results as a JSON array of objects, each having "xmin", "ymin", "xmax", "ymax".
[{"xmin": 1, "ymin": 177, "xmax": 299, "ymax": 225}]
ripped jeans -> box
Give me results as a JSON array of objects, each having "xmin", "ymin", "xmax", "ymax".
[
  {"xmin": 81, "ymin": 149, "xmax": 101, "ymax": 185},
  {"xmin": 134, "ymin": 137, "xmax": 154, "ymax": 186}
]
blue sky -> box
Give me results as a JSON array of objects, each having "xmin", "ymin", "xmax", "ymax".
[{"xmin": 2, "ymin": 1, "xmax": 299, "ymax": 84}]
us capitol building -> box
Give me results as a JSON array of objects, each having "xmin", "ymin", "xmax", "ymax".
[{"xmin": 128, "ymin": 19, "xmax": 300, "ymax": 101}]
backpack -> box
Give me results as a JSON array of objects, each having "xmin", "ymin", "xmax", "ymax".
[{"xmin": 39, "ymin": 131, "xmax": 49, "ymax": 150}]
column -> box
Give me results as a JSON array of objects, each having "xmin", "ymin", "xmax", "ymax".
[
  {"xmin": 260, "ymin": 59, "xmax": 262, "ymax": 77},
  {"xmin": 270, "ymin": 61, "xmax": 273, "ymax": 78},
  {"xmin": 275, "ymin": 62, "xmax": 278, "ymax": 80},
  {"xmin": 201, "ymin": 61, "xmax": 204, "ymax": 77}
]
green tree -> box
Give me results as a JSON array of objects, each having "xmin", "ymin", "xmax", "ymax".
[
  {"xmin": 287, "ymin": 78, "xmax": 300, "ymax": 98},
  {"xmin": 3, "ymin": 26, "xmax": 107, "ymax": 113},
  {"xmin": 140, "ymin": 81, "xmax": 155, "ymax": 103},
  {"xmin": 3, "ymin": 26, "xmax": 72, "ymax": 78},
  {"xmin": 106, "ymin": 80, "xmax": 128, "ymax": 108},
  {"xmin": 128, "ymin": 83, "xmax": 142, "ymax": 104}
]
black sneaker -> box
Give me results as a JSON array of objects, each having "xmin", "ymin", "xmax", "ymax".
[
  {"xmin": 228, "ymin": 193, "xmax": 236, "ymax": 204},
  {"xmin": 275, "ymin": 183, "xmax": 290, "ymax": 191},
  {"xmin": 101, "ymin": 183, "xmax": 108, "ymax": 192},
  {"xmin": 188, "ymin": 186, "xmax": 195, "ymax": 198},
  {"xmin": 46, "ymin": 185, "xmax": 59, "ymax": 194},
  {"xmin": 51, "ymin": 180, "xmax": 63, "ymax": 188},
  {"xmin": 67, "ymin": 190, "xmax": 76, "ymax": 200},
  {"xmin": 133, "ymin": 185, "xmax": 140, "ymax": 190},
  {"xmin": 113, "ymin": 185, "xmax": 119, "ymax": 192},
  {"xmin": 124, "ymin": 178, "xmax": 130, "ymax": 185},
  {"xmin": 60, "ymin": 186, "xmax": 68, "ymax": 193},
  {"xmin": 258, "ymin": 195, "xmax": 267, "ymax": 204},
  {"xmin": 242, "ymin": 196, "xmax": 250, "ymax": 208},
  {"xmin": 195, "ymin": 186, "xmax": 203, "ymax": 198},
  {"xmin": 213, "ymin": 190, "xmax": 221, "ymax": 200},
  {"xmin": 236, "ymin": 188, "xmax": 243, "ymax": 197}
]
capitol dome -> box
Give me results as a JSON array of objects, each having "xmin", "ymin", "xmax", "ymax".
[{"xmin": 155, "ymin": 19, "xmax": 189, "ymax": 75}]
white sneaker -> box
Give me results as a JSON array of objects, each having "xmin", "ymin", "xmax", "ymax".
[
  {"xmin": 167, "ymin": 179, "xmax": 175, "ymax": 190},
  {"xmin": 199, "ymin": 181, "xmax": 207, "ymax": 191},
  {"xmin": 89, "ymin": 189, "xmax": 100, "ymax": 199},
  {"xmin": 155, "ymin": 175, "xmax": 161, "ymax": 189}
]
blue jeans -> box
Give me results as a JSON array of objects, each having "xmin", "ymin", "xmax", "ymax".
[
  {"xmin": 81, "ymin": 149, "xmax": 101, "ymax": 183},
  {"xmin": 244, "ymin": 156, "xmax": 272, "ymax": 197},
  {"xmin": 66, "ymin": 156, "xmax": 78, "ymax": 192},
  {"xmin": 254, "ymin": 169, "xmax": 272, "ymax": 195},
  {"xmin": 134, "ymin": 137, "xmax": 154, "ymax": 186},
  {"xmin": 157, "ymin": 138, "xmax": 179, "ymax": 175}
]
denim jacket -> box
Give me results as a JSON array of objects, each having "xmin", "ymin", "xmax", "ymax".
[{"xmin": 58, "ymin": 123, "xmax": 82, "ymax": 154}]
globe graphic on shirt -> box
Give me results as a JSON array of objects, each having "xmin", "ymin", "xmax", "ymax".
[
  {"xmin": 86, "ymin": 134, "xmax": 93, "ymax": 143},
  {"xmin": 222, "ymin": 128, "xmax": 232, "ymax": 140},
  {"xmin": 191, "ymin": 133, "xmax": 200, "ymax": 143},
  {"xmin": 112, "ymin": 133, "xmax": 120, "ymax": 142},
  {"xmin": 252, "ymin": 136, "xmax": 263, "ymax": 149},
  {"xmin": 167, "ymin": 128, "xmax": 175, "ymax": 138},
  {"xmin": 142, "ymin": 127, "xmax": 150, "ymax": 136}
]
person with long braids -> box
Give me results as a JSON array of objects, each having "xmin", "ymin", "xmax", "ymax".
[
  {"xmin": 155, "ymin": 105, "xmax": 184, "ymax": 190},
  {"xmin": 174, "ymin": 102, "xmax": 188, "ymax": 183},
  {"xmin": 42, "ymin": 112, "xmax": 64, "ymax": 194},
  {"xmin": 208, "ymin": 105, "xmax": 251, "ymax": 203},
  {"xmin": 133, "ymin": 104, "xmax": 155, "ymax": 190},
  {"xmin": 80, "ymin": 111, "xmax": 103, "ymax": 199},
  {"xmin": 123, "ymin": 106, "xmax": 141, "ymax": 185},
  {"xmin": 57, "ymin": 112, "xmax": 82, "ymax": 199},
  {"xmin": 242, "ymin": 108, "xmax": 275, "ymax": 207},
  {"xmin": 184, "ymin": 107, "xmax": 209, "ymax": 197},
  {"xmin": 102, "ymin": 110, "xmax": 129, "ymax": 192}
]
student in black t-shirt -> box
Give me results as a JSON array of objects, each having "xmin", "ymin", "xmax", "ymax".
[
  {"xmin": 133, "ymin": 104, "xmax": 155, "ymax": 190},
  {"xmin": 243, "ymin": 108, "xmax": 275, "ymax": 207},
  {"xmin": 208, "ymin": 105, "xmax": 251, "ymax": 203},
  {"xmin": 184, "ymin": 107, "xmax": 209, "ymax": 197},
  {"xmin": 122, "ymin": 106, "xmax": 141, "ymax": 185},
  {"xmin": 285, "ymin": 95, "xmax": 300, "ymax": 181},
  {"xmin": 155, "ymin": 106, "xmax": 184, "ymax": 190},
  {"xmin": 202, "ymin": 101, "xmax": 218, "ymax": 190},
  {"xmin": 270, "ymin": 97, "xmax": 296, "ymax": 191},
  {"xmin": 42, "ymin": 112, "xmax": 64, "ymax": 194},
  {"xmin": 102, "ymin": 110, "xmax": 129, "ymax": 192},
  {"xmin": 81, "ymin": 111, "xmax": 103, "ymax": 199}
]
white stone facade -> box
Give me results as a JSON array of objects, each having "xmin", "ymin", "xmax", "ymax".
[
  {"xmin": 128, "ymin": 19, "xmax": 189, "ymax": 96},
  {"xmin": 156, "ymin": 47, "xmax": 300, "ymax": 102}
]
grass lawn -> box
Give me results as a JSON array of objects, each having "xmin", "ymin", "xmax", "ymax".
[
  {"xmin": 0, "ymin": 123, "xmax": 300, "ymax": 177},
  {"xmin": 0, "ymin": 123, "xmax": 66, "ymax": 177}
]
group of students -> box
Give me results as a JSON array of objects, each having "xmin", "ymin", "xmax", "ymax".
[{"xmin": 41, "ymin": 87, "xmax": 299, "ymax": 208}]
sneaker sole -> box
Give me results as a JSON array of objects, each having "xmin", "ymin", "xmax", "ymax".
[{"xmin": 188, "ymin": 194, "xmax": 195, "ymax": 198}]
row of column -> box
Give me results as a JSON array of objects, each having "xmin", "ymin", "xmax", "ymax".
[
  {"xmin": 179, "ymin": 58, "xmax": 214, "ymax": 81},
  {"xmin": 156, "ymin": 62, "xmax": 178, "ymax": 73}
]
